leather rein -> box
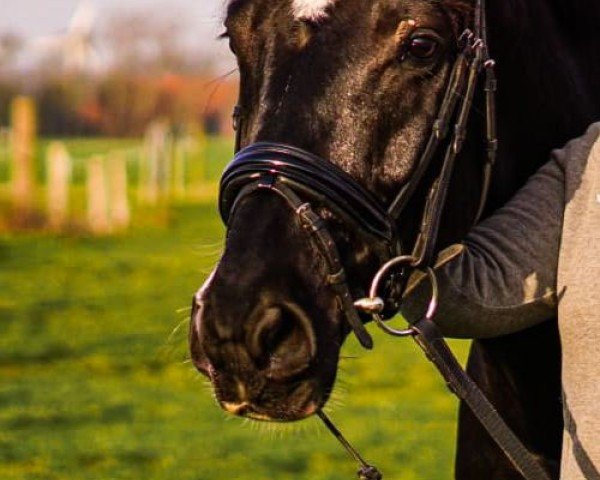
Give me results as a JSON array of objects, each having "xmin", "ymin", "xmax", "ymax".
[{"xmin": 219, "ymin": 1, "xmax": 550, "ymax": 479}]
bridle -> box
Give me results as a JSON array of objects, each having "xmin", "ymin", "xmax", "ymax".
[
  {"xmin": 222, "ymin": 7, "xmax": 496, "ymax": 349},
  {"xmin": 221, "ymin": 142, "xmax": 396, "ymax": 349},
  {"xmin": 218, "ymin": 1, "xmax": 550, "ymax": 479}
]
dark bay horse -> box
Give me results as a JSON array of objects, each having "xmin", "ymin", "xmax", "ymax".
[{"xmin": 190, "ymin": 0, "xmax": 600, "ymax": 477}]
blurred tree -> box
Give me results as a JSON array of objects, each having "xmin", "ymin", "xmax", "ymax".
[
  {"xmin": 96, "ymin": 75, "xmax": 159, "ymax": 136},
  {"xmin": 37, "ymin": 76, "xmax": 99, "ymax": 136},
  {"xmin": 0, "ymin": 32, "xmax": 22, "ymax": 69},
  {"xmin": 102, "ymin": 10, "xmax": 208, "ymax": 75},
  {"xmin": 0, "ymin": 8, "xmax": 235, "ymax": 137},
  {"xmin": 0, "ymin": 81, "xmax": 19, "ymax": 126}
]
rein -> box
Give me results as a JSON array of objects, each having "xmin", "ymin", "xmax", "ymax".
[{"xmin": 219, "ymin": 0, "xmax": 550, "ymax": 478}]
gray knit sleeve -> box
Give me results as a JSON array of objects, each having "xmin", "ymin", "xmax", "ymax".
[{"xmin": 400, "ymin": 155, "xmax": 566, "ymax": 339}]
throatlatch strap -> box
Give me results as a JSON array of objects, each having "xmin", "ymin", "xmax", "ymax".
[{"xmin": 411, "ymin": 317, "xmax": 551, "ymax": 480}]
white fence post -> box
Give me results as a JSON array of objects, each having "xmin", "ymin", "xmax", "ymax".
[
  {"xmin": 46, "ymin": 142, "xmax": 72, "ymax": 230},
  {"xmin": 87, "ymin": 155, "xmax": 111, "ymax": 235},
  {"xmin": 107, "ymin": 152, "xmax": 130, "ymax": 230},
  {"xmin": 172, "ymin": 137, "xmax": 187, "ymax": 200},
  {"xmin": 10, "ymin": 96, "xmax": 36, "ymax": 217},
  {"xmin": 139, "ymin": 121, "xmax": 170, "ymax": 204}
]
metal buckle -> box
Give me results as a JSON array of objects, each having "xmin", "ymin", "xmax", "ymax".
[{"xmin": 354, "ymin": 255, "xmax": 439, "ymax": 337}]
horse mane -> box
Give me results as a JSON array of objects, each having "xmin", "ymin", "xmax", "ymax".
[
  {"xmin": 493, "ymin": 0, "xmax": 600, "ymax": 122},
  {"xmin": 538, "ymin": 0, "xmax": 600, "ymax": 34},
  {"xmin": 496, "ymin": 0, "xmax": 600, "ymax": 36},
  {"xmin": 476, "ymin": 0, "xmax": 600, "ymax": 214}
]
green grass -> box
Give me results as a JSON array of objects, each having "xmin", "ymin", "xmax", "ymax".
[{"xmin": 0, "ymin": 137, "xmax": 470, "ymax": 480}]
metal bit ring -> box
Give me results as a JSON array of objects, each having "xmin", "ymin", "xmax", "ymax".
[{"xmin": 365, "ymin": 256, "xmax": 439, "ymax": 337}]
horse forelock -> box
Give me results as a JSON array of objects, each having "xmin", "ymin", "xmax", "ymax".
[
  {"xmin": 225, "ymin": 0, "xmax": 340, "ymax": 23},
  {"xmin": 291, "ymin": 0, "xmax": 340, "ymax": 21}
]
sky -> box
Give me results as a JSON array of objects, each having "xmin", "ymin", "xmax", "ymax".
[{"xmin": 1, "ymin": 0, "xmax": 233, "ymax": 68}]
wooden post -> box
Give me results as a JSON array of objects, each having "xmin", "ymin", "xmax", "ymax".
[
  {"xmin": 186, "ymin": 123, "xmax": 208, "ymax": 199},
  {"xmin": 136, "ymin": 145, "xmax": 146, "ymax": 202},
  {"xmin": 172, "ymin": 137, "xmax": 187, "ymax": 200},
  {"xmin": 139, "ymin": 121, "xmax": 169, "ymax": 205},
  {"xmin": 10, "ymin": 96, "xmax": 37, "ymax": 216},
  {"xmin": 107, "ymin": 152, "xmax": 130, "ymax": 230},
  {"xmin": 197, "ymin": 127, "xmax": 207, "ymax": 183},
  {"xmin": 86, "ymin": 156, "xmax": 111, "ymax": 235},
  {"xmin": 162, "ymin": 130, "xmax": 173, "ymax": 199},
  {"xmin": 46, "ymin": 142, "xmax": 72, "ymax": 230},
  {"xmin": 0, "ymin": 127, "xmax": 10, "ymax": 170}
]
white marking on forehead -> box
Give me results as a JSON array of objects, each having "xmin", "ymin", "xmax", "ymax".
[{"xmin": 292, "ymin": 0, "xmax": 339, "ymax": 22}]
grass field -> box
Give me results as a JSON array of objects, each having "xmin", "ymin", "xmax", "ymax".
[{"xmin": 0, "ymin": 137, "xmax": 470, "ymax": 480}]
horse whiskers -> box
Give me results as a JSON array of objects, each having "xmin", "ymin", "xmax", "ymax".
[
  {"xmin": 199, "ymin": 268, "xmax": 218, "ymax": 275},
  {"xmin": 329, "ymin": 387, "xmax": 348, "ymax": 400},
  {"xmin": 202, "ymin": 68, "xmax": 238, "ymax": 89},
  {"xmin": 330, "ymin": 382, "xmax": 349, "ymax": 395},
  {"xmin": 185, "ymin": 362, "xmax": 197, "ymax": 372},
  {"xmin": 202, "ymin": 68, "xmax": 238, "ymax": 128},
  {"xmin": 193, "ymin": 240, "xmax": 225, "ymax": 249},
  {"xmin": 190, "ymin": 373, "xmax": 212, "ymax": 390},
  {"xmin": 339, "ymin": 355, "xmax": 359, "ymax": 360},
  {"xmin": 192, "ymin": 249, "xmax": 223, "ymax": 259},
  {"xmin": 321, "ymin": 402, "xmax": 339, "ymax": 416},
  {"xmin": 190, "ymin": 244, "xmax": 224, "ymax": 260},
  {"xmin": 191, "ymin": 242, "xmax": 223, "ymax": 251},
  {"xmin": 331, "ymin": 373, "xmax": 350, "ymax": 388},
  {"xmin": 167, "ymin": 317, "xmax": 190, "ymax": 343},
  {"xmin": 193, "ymin": 245, "xmax": 222, "ymax": 252},
  {"xmin": 241, "ymin": 416, "xmax": 316, "ymax": 440},
  {"xmin": 331, "ymin": 385, "xmax": 349, "ymax": 396}
]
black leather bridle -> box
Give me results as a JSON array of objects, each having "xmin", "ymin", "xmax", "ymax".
[
  {"xmin": 218, "ymin": 1, "xmax": 551, "ymax": 479},
  {"xmin": 221, "ymin": 142, "xmax": 397, "ymax": 349},
  {"xmin": 221, "ymin": 20, "xmax": 496, "ymax": 348}
]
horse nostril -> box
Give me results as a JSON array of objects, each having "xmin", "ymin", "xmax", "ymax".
[{"xmin": 248, "ymin": 304, "xmax": 316, "ymax": 380}]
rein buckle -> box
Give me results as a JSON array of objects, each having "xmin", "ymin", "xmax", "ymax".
[{"xmin": 354, "ymin": 297, "xmax": 385, "ymax": 315}]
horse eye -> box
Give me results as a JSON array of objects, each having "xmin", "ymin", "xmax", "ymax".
[{"xmin": 408, "ymin": 36, "xmax": 439, "ymax": 59}]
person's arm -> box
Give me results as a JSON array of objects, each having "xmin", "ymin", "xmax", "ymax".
[{"xmin": 401, "ymin": 155, "xmax": 566, "ymax": 338}]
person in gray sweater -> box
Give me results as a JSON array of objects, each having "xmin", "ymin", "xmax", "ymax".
[{"xmin": 401, "ymin": 123, "xmax": 600, "ymax": 479}]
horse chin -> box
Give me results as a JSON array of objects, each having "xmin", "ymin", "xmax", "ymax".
[
  {"xmin": 219, "ymin": 394, "xmax": 321, "ymax": 423},
  {"xmin": 208, "ymin": 372, "xmax": 334, "ymax": 422}
]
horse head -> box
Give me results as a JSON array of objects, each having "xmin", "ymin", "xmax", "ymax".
[{"xmin": 190, "ymin": 0, "xmax": 483, "ymax": 422}]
